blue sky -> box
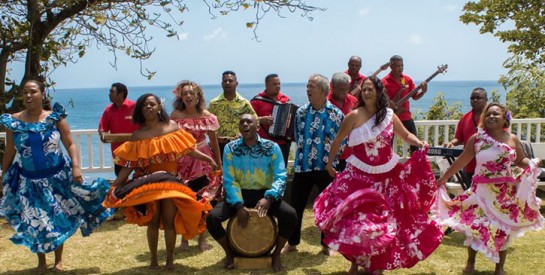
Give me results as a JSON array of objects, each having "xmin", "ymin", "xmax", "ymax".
[{"xmin": 11, "ymin": 0, "xmax": 510, "ymax": 89}]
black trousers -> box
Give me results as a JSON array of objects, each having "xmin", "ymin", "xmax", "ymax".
[
  {"xmin": 278, "ymin": 142, "xmax": 292, "ymax": 168},
  {"xmin": 206, "ymin": 189, "xmax": 297, "ymax": 241},
  {"xmin": 402, "ymin": 118, "xmax": 418, "ymax": 155},
  {"xmin": 288, "ymin": 170, "xmax": 333, "ymax": 246}
]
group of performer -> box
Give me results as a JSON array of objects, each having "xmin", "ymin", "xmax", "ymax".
[{"xmin": 1, "ymin": 54, "xmax": 543, "ymax": 275}]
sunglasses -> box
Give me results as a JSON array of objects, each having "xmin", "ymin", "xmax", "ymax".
[{"xmin": 470, "ymin": 96, "xmax": 484, "ymax": 100}]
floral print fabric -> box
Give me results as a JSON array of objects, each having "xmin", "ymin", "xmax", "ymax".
[
  {"xmin": 293, "ymin": 101, "xmax": 344, "ymax": 173},
  {"xmin": 314, "ymin": 109, "xmax": 443, "ymax": 271},
  {"xmin": 432, "ymin": 128, "xmax": 544, "ymax": 263},
  {"xmin": 0, "ymin": 103, "xmax": 111, "ymax": 253}
]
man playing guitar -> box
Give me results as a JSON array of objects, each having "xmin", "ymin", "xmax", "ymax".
[{"xmin": 382, "ymin": 55, "xmax": 428, "ymax": 155}]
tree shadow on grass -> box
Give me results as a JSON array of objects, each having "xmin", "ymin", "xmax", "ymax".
[
  {"xmin": 105, "ymin": 263, "xmax": 200, "ymax": 275},
  {"xmin": 1, "ymin": 267, "xmax": 101, "ymax": 275},
  {"xmin": 300, "ymin": 221, "xmax": 322, "ymax": 246}
]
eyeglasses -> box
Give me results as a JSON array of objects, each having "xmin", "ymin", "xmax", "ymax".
[{"xmin": 470, "ymin": 96, "xmax": 484, "ymax": 100}]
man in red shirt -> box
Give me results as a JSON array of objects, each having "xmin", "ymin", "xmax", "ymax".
[
  {"xmin": 98, "ymin": 82, "xmax": 139, "ymax": 176},
  {"xmin": 444, "ymin": 88, "xmax": 488, "ymax": 179},
  {"xmin": 382, "ymin": 55, "xmax": 428, "ymax": 155},
  {"xmin": 327, "ymin": 72, "xmax": 358, "ymax": 171},
  {"xmin": 346, "ymin": 55, "xmax": 366, "ymax": 96},
  {"xmin": 250, "ymin": 74, "xmax": 292, "ymax": 166}
]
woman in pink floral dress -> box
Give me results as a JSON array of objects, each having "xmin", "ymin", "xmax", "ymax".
[
  {"xmin": 171, "ymin": 80, "xmax": 222, "ymax": 251},
  {"xmin": 434, "ymin": 103, "xmax": 543, "ymax": 275},
  {"xmin": 314, "ymin": 76, "xmax": 443, "ymax": 274}
]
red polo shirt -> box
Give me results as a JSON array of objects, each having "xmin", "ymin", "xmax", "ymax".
[
  {"xmin": 345, "ymin": 70, "xmax": 366, "ymax": 91},
  {"xmin": 382, "ymin": 73, "xmax": 416, "ymax": 121},
  {"xmin": 250, "ymin": 91, "xmax": 291, "ymax": 145},
  {"xmin": 455, "ymin": 110, "xmax": 479, "ymax": 173},
  {"xmin": 98, "ymin": 99, "xmax": 139, "ymax": 154},
  {"xmin": 327, "ymin": 92, "xmax": 358, "ymax": 160}
]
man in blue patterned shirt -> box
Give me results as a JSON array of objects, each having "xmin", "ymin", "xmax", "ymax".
[
  {"xmin": 206, "ymin": 114, "xmax": 297, "ymax": 271},
  {"xmin": 282, "ymin": 74, "xmax": 345, "ymax": 256}
]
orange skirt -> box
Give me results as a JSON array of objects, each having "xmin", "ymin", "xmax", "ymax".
[{"xmin": 103, "ymin": 181, "xmax": 212, "ymax": 239}]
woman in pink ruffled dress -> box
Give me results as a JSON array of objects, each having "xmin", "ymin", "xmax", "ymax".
[
  {"xmin": 314, "ymin": 76, "xmax": 443, "ymax": 274},
  {"xmin": 434, "ymin": 103, "xmax": 544, "ymax": 275},
  {"xmin": 171, "ymin": 80, "xmax": 222, "ymax": 251}
]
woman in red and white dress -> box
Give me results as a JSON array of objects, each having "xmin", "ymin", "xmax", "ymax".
[{"xmin": 314, "ymin": 76, "xmax": 443, "ymax": 274}]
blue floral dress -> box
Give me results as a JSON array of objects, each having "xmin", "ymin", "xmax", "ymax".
[{"xmin": 0, "ymin": 103, "xmax": 112, "ymax": 253}]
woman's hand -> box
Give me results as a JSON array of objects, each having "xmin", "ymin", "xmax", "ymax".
[
  {"xmin": 326, "ymin": 163, "xmax": 337, "ymax": 178},
  {"xmin": 72, "ymin": 167, "xmax": 84, "ymax": 183}
]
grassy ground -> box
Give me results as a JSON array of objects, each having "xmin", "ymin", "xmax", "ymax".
[{"xmin": 1, "ymin": 208, "xmax": 545, "ymax": 275}]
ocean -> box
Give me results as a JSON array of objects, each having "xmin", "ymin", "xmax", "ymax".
[
  {"xmin": 45, "ymin": 80, "xmax": 505, "ymax": 180},
  {"xmin": 53, "ymin": 80, "xmax": 505, "ymax": 130}
]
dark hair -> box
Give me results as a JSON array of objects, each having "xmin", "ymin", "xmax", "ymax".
[
  {"xmin": 132, "ymin": 93, "xmax": 169, "ymax": 125},
  {"xmin": 479, "ymin": 102, "xmax": 511, "ymax": 129},
  {"xmin": 355, "ymin": 76, "xmax": 388, "ymax": 127},
  {"xmin": 23, "ymin": 80, "xmax": 51, "ymax": 110},
  {"xmin": 172, "ymin": 80, "xmax": 206, "ymax": 113},
  {"xmin": 222, "ymin": 70, "xmax": 236, "ymax": 77},
  {"xmin": 265, "ymin": 74, "xmax": 279, "ymax": 83},
  {"xmin": 472, "ymin": 87, "xmax": 488, "ymax": 99},
  {"xmin": 111, "ymin": 82, "xmax": 128, "ymax": 99},
  {"xmin": 390, "ymin": 55, "xmax": 403, "ymax": 63}
]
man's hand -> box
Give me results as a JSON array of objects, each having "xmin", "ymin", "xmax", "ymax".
[
  {"xmin": 255, "ymin": 198, "xmax": 271, "ymax": 218},
  {"xmin": 259, "ymin": 116, "xmax": 274, "ymax": 126},
  {"xmin": 236, "ymin": 207, "xmax": 251, "ymax": 228}
]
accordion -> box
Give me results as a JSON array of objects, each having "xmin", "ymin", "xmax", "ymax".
[{"xmin": 268, "ymin": 103, "xmax": 299, "ymax": 141}]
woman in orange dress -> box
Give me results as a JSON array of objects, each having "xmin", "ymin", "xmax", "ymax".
[
  {"xmin": 171, "ymin": 81, "xmax": 222, "ymax": 251},
  {"xmin": 102, "ymin": 93, "xmax": 217, "ymax": 270}
]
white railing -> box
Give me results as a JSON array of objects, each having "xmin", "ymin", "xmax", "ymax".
[{"xmin": 1, "ymin": 118, "xmax": 545, "ymax": 174}]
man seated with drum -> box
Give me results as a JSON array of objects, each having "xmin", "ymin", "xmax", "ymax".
[{"xmin": 206, "ymin": 114, "xmax": 297, "ymax": 271}]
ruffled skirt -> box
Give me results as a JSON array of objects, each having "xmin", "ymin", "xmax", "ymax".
[
  {"xmin": 432, "ymin": 164, "xmax": 544, "ymax": 263},
  {"xmin": 102, "ymin": 172, "xmax": 212, "ymax": 239},
  {"xmin": 314, "ymin": 149, "xmax": 443, "ymax": 271},
  {"xmin": 1, "ymin": 159, "xmax": 112, "ymax": 253}
]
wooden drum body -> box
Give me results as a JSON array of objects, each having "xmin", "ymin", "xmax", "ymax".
[{"xmin": 227, "ymin": 209, "xmax": 278, "ymax": 257}]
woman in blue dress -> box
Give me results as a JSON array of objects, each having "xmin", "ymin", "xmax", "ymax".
[{"xmin": 1, "ymin": 80, "xmax": 112, "ymax": 274}]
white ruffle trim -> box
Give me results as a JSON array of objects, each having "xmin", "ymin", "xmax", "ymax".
[
  {"xmin": 346, "ymin": 153, "xmax": 399, "ymax": 174},
  {"xmin": 348, "ymin": 108, "xmax": 393, "ymax": 147}
]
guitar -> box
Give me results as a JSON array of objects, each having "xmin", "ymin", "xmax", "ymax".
[
  {"xmin": 390, "ymin": 64, "xmax": 448, "ymax": 114},
  {"xmin": 350, "ymin": 61, "xmax": 391, "ymax": 95}
]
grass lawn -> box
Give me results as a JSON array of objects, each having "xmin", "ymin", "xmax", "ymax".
[{"xmin": 2, "ymin": 208, "xmax": 545, "ymax": 275}]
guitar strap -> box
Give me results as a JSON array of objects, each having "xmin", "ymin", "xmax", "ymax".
[{"xmin": 393, "ymin": 76, "xmax": 406, "ymax": 101}]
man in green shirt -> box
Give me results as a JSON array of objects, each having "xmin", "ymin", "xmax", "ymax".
[{"xmin": 208, "ymin": 70, "xmax": 257, "ymax": 157}]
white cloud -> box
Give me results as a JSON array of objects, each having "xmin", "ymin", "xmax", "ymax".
[
  {"xmin": 178, "ymin": 32, "xmax": 189, "ymax": 41},
  {"xmin": 442, "ymin": 4, "xmax": 457, "ymax": 12},
  {"xmin": 203, "ymin": 28, "xmax": 228, "ymax": 42},
  {"xmin": 407, "ymin": 34, "xmax": 423, "ymax": 45},
  {"xmin": 358, "ymin": 8, "xmax": 370, "ymax": 17}
]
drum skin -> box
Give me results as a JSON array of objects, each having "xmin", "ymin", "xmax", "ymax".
[{"xmin": 227, "ymin": 209, "xmax": 278, "ymax": 257}]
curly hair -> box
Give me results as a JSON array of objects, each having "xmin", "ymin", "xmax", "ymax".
[
  {"xmin": 479, "ymin": 102, "xmax": 511, "ymax": 129},
  {"xmin": 355, "ymin": 76, "xmax": 389, "ymax": 127},
  {"xmin": 172, "ymin": 80, "xmax": 206, "ymax": 113},
  {"xmin": 133, "ymin": 93, "xmax": 169, "ymax": 125}
]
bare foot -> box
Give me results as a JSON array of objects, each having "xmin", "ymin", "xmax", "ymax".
[
  {"xmin": 271, "ymin": 254, "xmax": 283, "ymax": 271},
  {"xmin": 494, "ymin": 268, "xmax": 505, "ymax": 275},
  {"xmin": 198, "ymin": 241, "xmax": 212, "ymax": 251},
  {"xmin": 463, "ymin": 261, "xmax": 475, "ymax": 274},
  {"xmin": 321, "ymin": 245, "xmax": 335, "ymax": 256},
  {"xmin": 224, "ymin": 255, "xmax": 235, "ymax": 269},
  {"xmin": 164, "ymin": 261, "xmax": 175, "ymax": 271},
  {"xmin": 35, "ymin": 265, "xmax": 46, "ymax": 275},
  {"xmin": 149, "ymin": 261, "xmax": 160, "ymax": 270},
  {"xmin": 348, "ymin": 262, "xmax": 358, "ymax": 275},
  {"xmin": 280, "ymin": 244, "xmax": 297, "ymax": 254},
  {"xmin": 179, "ymin": 239, "xmax": 189, "ymax": 251}
]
